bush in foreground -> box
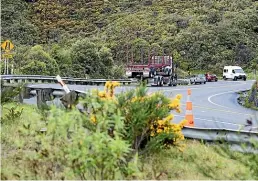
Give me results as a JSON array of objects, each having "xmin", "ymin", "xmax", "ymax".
[{"xmin": 1, "ymin": 83, "xmax": 186, "ymax": 180}]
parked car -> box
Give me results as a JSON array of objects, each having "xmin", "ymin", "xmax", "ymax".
[
  {"xmin": 205, "ymin": 73, "xmax": 218, "ymax": 82},
  {"xmin": 223, "ymin": 66, "xmax": 247, "ymax": 81},
  {"xmin": 190, "ymin": 74, "xmax": 206, "ymax": 84}
]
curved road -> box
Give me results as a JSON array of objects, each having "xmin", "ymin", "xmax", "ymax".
[{"xmin": 25, "ymin": 80, "xmax": 258, "ymax": 131}]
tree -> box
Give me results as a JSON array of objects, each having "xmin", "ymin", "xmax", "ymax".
[
  {"xmin": 21, "ymin": 45, "xmax": 59, "ymax": 75},
  {"xmin": 1, "ymin": 0, "xmax": 38, "ymax": 45},
  {"xmin": 71, "ymin": 38, "xmax": 115, "ymax": 78},
  {"xmin": 50, "ymin": 44, "xmax": 73, "ymax": 77}
]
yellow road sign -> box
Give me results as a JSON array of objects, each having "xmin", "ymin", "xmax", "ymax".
[
  {"xmin": 1, "ymin": 53, "xmax": 13, "ymax": 59},
  {"xmin": 1, "ymin": 40, "xmax": 14, "ymax": 52}
]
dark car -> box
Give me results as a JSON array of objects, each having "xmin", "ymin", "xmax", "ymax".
[{"xmin": 205, "ymin": 73, "xmax": 218, "ymax": 82}]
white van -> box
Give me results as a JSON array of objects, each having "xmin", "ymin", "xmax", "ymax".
[{"xmin": 223, "ymin": 66, "xmax": 246, "ymax": 81}]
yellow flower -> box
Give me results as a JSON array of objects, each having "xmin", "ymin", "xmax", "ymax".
[
  {"xmin": 90, "ymin": 115, "xmax": 97, "ymax": 124},
  {"xmin": 173, "ymin": 98, "xmax": 180, "ymax": 107},
  {"xmin": 98, "ymin": 91, "xmax": 106, "ymax": 98},
  {"xmin": 175, "ymin": 108, "xmax": 181, "ymax": 113},
  {"xmin": 176, "ymin": 94, "xmax": 182, "ymax": 100},
  {"xmin": 169, "ymin": 98, "xmax": 181, "ymax": 110},
  {"xmin": 164, "ymin": 127, "xmax": 170, "ymax": 133},
  {"xmin": 131, "ymin": 97, "xmax": 138, "ymax": 103},
  {"xmin": 105, "ymin": 81, "xmax": 111, "ymax": 88},
  {"xmin": 157, "ymin": 129, "xmax": 163, "ymax": 133},
  {"xmin": 112, "ymin": 81, "xmax": 120, "ymax": 87},
  {"xmin": 157, "ymin": 120, "xmax": 164, "ymax": 126},
  {"xmin": 165, "ymin": 114, "xmax": 174, "ymax": 122},
  {"xmin": 179, "ymin": 119, "xmax": 188, "ymax": 128},
  {"xmin": 150, "ymin": 132, "xmax": 155, "ymax": 137}
]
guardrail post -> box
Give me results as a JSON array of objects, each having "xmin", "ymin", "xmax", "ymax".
[
  {"xmin": 36, "ymin": 88, "xmax": 53, "ymax": 109},
  {"xmin": 23, "ymin": 87, "xmax": 31, "ymax": 99},
  {"xmin": 36, "ymin": 89, "xmax": 45, "ymax": 109},
  {"xmin": 60, "ymin": 90, "xmax": 78, "ymax": 109},
  {"xmin": 18, "ymin": 89, "xmax": 24, "ymax": 103}
]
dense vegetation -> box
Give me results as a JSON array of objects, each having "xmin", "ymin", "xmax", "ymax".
[
  {"xmin": 1, "ymin": 0, "xmax": 258, "ymax": 76},
  {"xmin": 1, "ymin": 83, "xmax": 258, "ymax": 180},
  {"xmin": 1, "ymin": 82, "xmax": 186, "ymax": 179}
]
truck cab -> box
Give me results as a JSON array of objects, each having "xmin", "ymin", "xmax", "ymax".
[{"xmin": 223, "ymin": 66, "xmax": 246, "ymax": 81}]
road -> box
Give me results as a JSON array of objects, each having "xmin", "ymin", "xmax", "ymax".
[{"xmin": 25, "ymin": 80, "xmax": 258, "ymax": 131}]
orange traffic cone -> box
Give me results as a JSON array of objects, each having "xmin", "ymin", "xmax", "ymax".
[{"xmin": 185, "ymin": 89, "xmax": 194, "ymax": 127}]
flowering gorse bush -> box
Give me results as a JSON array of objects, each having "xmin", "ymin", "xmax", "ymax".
[
  {"xmin": 10, "ymin": 81, "xmax": 187, "ymax": 179},
  {"xmin": 89, "ymin": 81, "xmax": 187, "ymax": 152}
]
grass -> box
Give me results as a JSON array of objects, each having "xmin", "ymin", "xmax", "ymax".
[
  {"xmin": 142, "ymin": 140, "xmax": 255, "ymax": 180},
  {"xmin": 1, "ymin": 103, "xmax": 257, "ymax": 180},
  {"xmin": 246, "ymin": 72, "xmax": 258, "ymax": 80}
]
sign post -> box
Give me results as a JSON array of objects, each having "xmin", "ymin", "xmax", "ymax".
[{"xmin": 1, "ymin": 40, "xmax": 14, "ymax": 75}]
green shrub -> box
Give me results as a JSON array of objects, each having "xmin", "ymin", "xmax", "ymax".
[
  {"xmin": 1, "ymin": 83, "xmax": 186, "ymax": 179},
  {"xmin": 1, "ymin": 106, "xmax": 23, "ymax": 125},
  {"xmin": 13, "ymin": 92, "xmax": 141, "ymax": 179}
]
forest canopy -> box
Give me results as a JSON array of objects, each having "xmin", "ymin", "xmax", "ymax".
[{"xmin": 1, "ymin": 0, "xmax": 258, "ymax": 77}]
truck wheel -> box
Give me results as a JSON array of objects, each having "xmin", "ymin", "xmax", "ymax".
[
  {"xmin": 233, "ymin": 77, "xmax": 237, "ymax": 81},
  {"xmin": 243, "ymin": 77, "xmax": 246, "ymax": 81},
  {"xmin": 149, "ymin": 72, "xmax": 152, "ymax": 78},
  {"xmin": 160, "ymin": 79, "xmax": 164, "ymax": 86},
  {"xmin": 223, "ymin": 76, "xmax": 227, "ymax": 80},
  {"xmin": 168, "ymin": 80, "xmax": 172, "ymax": 86}
]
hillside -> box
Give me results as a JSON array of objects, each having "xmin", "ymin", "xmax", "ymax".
[{"xmin": 1, "ymin": 0, "xmax": 258, "ymax": 77}]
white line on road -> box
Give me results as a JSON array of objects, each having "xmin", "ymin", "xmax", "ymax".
[
  {"xmin": 181, "ymin": 103, "xmax": 255, "ymax": 117},
  {"xmin": 174, "ymin": 114, "xmax": 258, "ymax": 131},
  {"xmin": 207, "ymin": 89, "xmax": 247, "ymax": 109},
  {"xmin": 159, "ymin": 81, "xmax": 247, "ymax": 92},
  {"xmin": 174, "ymin": 114, "xmax": 243, "ymax": 127}
]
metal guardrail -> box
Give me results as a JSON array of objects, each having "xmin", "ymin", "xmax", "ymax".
[
  {"xmin": 183, "ymin": 126, "xmax": 258, "ymax": 144},
  {"xmin": 1, "ymin": 74, "xmax": 133, "ymax": 85},
  {"xmin": 38, "ymin": 125, "xmax": 258, "ymax": 153},
  {"xmin": 183, "ymin": 126, "xmax": 258, "ymax": 153}
]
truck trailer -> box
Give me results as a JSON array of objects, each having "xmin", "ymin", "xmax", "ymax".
[{"xmin": 126, "ymin": 55, "xmax": 177, "ymax": 86}]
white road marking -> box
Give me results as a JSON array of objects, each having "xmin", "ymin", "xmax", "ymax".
[
  {"xmin": 159, "ymin": 81, "xmax": 247, "ymax": 92},
  {"xmin": 174, "ymin": 114, "xmax": 243, "ymax": 127},
  {"xmin": 181, "ymin": 103, "xmax": 255, "ymax": 117},
  {"xmin": 207, "ymin": 89, "xmax": 247, "ymax": 109}
]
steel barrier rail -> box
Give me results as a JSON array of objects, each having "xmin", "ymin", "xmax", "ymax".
[
  {"xmin": 38, "ymin": 125, "xmax": 258, "ymax": 153},
  {"xmin": 182, "ymin": 126, "xmax": 258, "ymax": 144},
  {"xmin": 1, "ymin": 75, "xmax": 189, "ymax": 86},
  {"xmin": 1, "ymin": 74, "xmax": 133, "ymax": 85}
]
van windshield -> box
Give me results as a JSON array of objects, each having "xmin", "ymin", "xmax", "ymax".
[{"xmin": 234, "ymin": 69, "xmax": 244, "ymax": 73}]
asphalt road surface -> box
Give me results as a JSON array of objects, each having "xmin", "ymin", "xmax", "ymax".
[{"xmin": 25, "ymin": 80, "xmax": 258, "ymax": 132}]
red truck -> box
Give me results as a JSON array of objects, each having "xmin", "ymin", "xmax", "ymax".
[{"xmin": 126, "ymin": 55, "xmax": 177, "ymax": 86}]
